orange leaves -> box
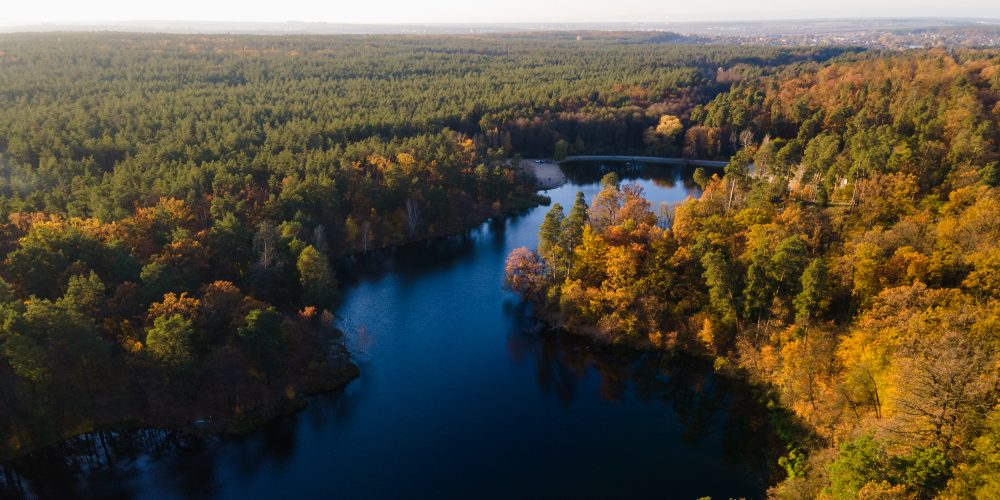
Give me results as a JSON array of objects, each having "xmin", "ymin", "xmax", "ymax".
[
  {"xmin": 502, "ymin": 247, "xmax": 544, "ymax": 300},
  {"xmin": 147, "ymin": 292, "xmax": 200, "ymax": 326},
  {"xmin": 154, "ymin": 239, "xmax": 209, "ymax": 273}
]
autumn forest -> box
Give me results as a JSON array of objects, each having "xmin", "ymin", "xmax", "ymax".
[
  {"xmin": 505, "ymin": 47, "xmax": 1000, "ymax": 499},
  {"xmin": 1, "ymin": 30, "xmax": 999, "ymax": 499}
]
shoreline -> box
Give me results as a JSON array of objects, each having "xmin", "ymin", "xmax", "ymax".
[
  {"xmin": 522, "ymin": 159, "xmax": 566, "ymax": 190},
  {"xmin": 1, "ymin": 182, "xmax": 552, "ymax": 464},
  {"xmin": 1, "ymin": 362, "xmax": 361, "ymax": 464}
]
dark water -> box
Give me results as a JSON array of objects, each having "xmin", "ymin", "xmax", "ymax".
[{"xmin": 2, "ymin": 162, "xmax": 781, "ymax": 499}]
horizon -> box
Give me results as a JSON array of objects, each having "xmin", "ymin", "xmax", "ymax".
[
  {"xmin": 2, "ymin": 17, "xmax": 1000, "ymax": 36},
  {"xmin": 5, "ymin": 0, "xmax": 1000, "ymax": 27}
]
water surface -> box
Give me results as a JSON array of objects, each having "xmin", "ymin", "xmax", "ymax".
[{"xmin": 4, "ymin": 162, "xmax": 781, "ymax": 499}]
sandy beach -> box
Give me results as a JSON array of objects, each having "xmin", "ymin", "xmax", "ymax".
[{"xmin": 521, "ymin": 159, "xmax": 566, "ymax": 190}]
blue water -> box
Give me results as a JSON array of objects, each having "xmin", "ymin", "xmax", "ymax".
[{"xmin": 6, "ymin": 163, "xmax": 778, "ymax": 499}]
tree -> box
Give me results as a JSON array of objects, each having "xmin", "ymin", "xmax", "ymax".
[
  {"xmin": 560, "ymin": 192, "xmax": 589, "ymax": 269},
  {"xmin": 145, "ymin": 314, "xmax": 193, "ymax": 371},
  {"xmin": 345, "ymin": 216, "xmax": 360, "ymax": 250},
  {"xmin": 404, "ymin": 196, "xmax": 422, "ymax": 239},
  {"xmin": 62, "ymin": 271, "xmax": 106, "ymax": 320},
  {"xmin": 238, "ymin": 308, "xmax": 286, "ymax": 378},
  {"xmin": 853, "ymin": 243, "xmax": 884, "ymax": 311},
  {"xmin": 538, "ymin": 203, "xmax": 565, "ymax": 276},
  {"xmin": 553, "ymin": 139, "xmax": 569, "ymax": 161},
  {"xmin": 693, "ymin": 167, "xmax": 710, "ymax": 190},
  {"xmin": 743, "ymin": 232, "xmax": 773, "ymax": 322},
  {"xmin": 643, "ymin": 115, "xmax": 682, "ymax": 156},
  {"xmin": 825, "ymin": 434, "xmax": 950, "ymax": 500},
  {"xmin": 770, "ymin": 235, "xmax": 808, "ymax": 299},
  {"xmin": 210, "ymin": 212, "xmax": 252, "ymax": 275},
  {"xmin": 571, "ymin": 226, "xmax": 608, "ymax": 286},
  {"xmin": 503, "ymin": 247, "xmax": 545, "ymax": 301},
  {"xmin": 890, "ymin": 330, "xmax": 997, "ymax": 455},
  {"xmin": 140, "ymin": 261, "xmax": 179, "ymax": 304},
  {"xmin": 702, "ymin": 251, "xmax": 737, "ymax": 327},
  {"xmin": 588, "ymin": 174, "xmax": 625, "ymax": 233},
  {"xmin": 794, "ymin": 258, "xmax": 827, "ymax": 325},
  {"xmin": 298, "ymin": 245, "xmax": 336, "ymax": 308},
  {"xmin": 362, "ymin": 209, "xmax": 381, "ymax": 252},
  {"xmin": 947, "ymin": 410, "xmax": 1000, "ymax": 499},
  {"xmin": 249, "ymin": 220, "xmax": 286, "ymax": 296}
]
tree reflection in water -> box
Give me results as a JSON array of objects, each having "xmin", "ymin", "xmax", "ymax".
[
  {"xmin": 561, "ymin": 160, "xmax": 707, "ymax": 197},
  {"xmin": 508, "ymin": 328, "xmax": 784, "ymax": 482}
]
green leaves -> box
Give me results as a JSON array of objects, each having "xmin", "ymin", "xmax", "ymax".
[
  {"xmin": 297, "ymin": 245, "xmax": 337, "ymax": 308},
  {"xmin": 146, "ymin": 314, "xmax": 194, "ymax": 371},
  {"xmin": 825, "ymin": 434, "xmax": 950, "ymax": 500},
  {"xmin": 238, "ymin": 307, "xmax": 286, "ymax": 374}
]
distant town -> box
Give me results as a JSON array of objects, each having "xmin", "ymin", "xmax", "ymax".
[{"xmin": 3, "ymin": 17, "xmax": 999, "ymax": 48}]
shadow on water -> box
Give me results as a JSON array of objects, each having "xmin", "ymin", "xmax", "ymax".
[
  {"xmin": 334, "ymin": 208, "xmax": 532, "ymax": 289},
  {"xmin": 507, "ymin": 329, "xmax": 784, "ymax": 481}
]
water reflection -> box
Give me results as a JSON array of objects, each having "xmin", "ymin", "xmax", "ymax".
[
  {"xmin": 561, "ymin": 160, "xmax": 710, "ymax": 197},
  {"xmin": 508, "ymin": 329, "xmax": 783, "ymax": 479}
]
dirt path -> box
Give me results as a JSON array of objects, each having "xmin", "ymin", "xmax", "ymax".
[{"xmin": 521, "ymin": 159, "xmax": 566, "ymax": 190}]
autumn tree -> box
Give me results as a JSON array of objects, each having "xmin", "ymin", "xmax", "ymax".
[{"xmin": 298, "ymin": 245, "xmax": 337, "ymax": 308}]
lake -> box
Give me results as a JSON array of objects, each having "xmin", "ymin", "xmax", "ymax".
[{"xmin": 2, "ymin": 161, "xmax": 782, "ymax": 499}]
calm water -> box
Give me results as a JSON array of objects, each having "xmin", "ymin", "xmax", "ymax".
[{"xmin": 4, "ymin": 162, "xmax": 781, "ymax": 499}]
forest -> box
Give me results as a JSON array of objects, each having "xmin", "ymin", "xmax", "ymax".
[
  {"xmin": 0, "ymin": 32, "xmax": 858, "ymax": 462},
  {"xmin": 505, "ymin": 48, "xmax": 1000, "ymax": 499}
]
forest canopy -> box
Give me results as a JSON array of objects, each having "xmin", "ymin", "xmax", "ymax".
[{"xmin": 0, "ymin": 32, "xmax": 862, "ymax": 462}]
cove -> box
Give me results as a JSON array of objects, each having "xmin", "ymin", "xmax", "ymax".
[{"xmin": 3, "ymin": 162, "xmax": 782, "ymax": 499}]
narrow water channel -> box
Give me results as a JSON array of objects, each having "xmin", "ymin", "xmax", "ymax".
[{"xmin": 4, "ymin": 162, "xmax": 782, "ymax": 499}]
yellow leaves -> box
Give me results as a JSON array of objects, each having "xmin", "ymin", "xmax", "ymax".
[
  {"xmin": 853, "ymin": 243, "xmax": 885, "ymax": 311},
  {"xmin": 396, "ymin": 152, "xmax": 417, "ymax": 176},
  {"xmin": 285, "ymin": 385, "xmax": 296, "ymax": 400},
  {"xmin": 147, "ymin": 292, "xmax": 200, "ymax": 325},
  {"xmin": 734, "ymin": 206, "xmax": 771, "ymax": 229},
  {"xmin": 856, "ymin": 172, "xmax": 918, "ymax": 227},
  {"xmin": 669, "ymin": 198, "xmax": 700, "ymax": 244},
  {"xmin": 648, "ymin": 331, "xmax": 666, "ymax": 349},
  {"xmin": 882, "ymin": 246, "xmax": 929, "ymax": 288},
  {"xmin": 837, "ymin": 324, "xmax": 893, "ymax": 381},
  {"xmin": 697, "ymin": 315, "xmax": 716, "ymax": 351},
  {"xmin": 970, "ymin": 300, "xmax": 1000, "ymax": 350},
  {"xmin": 123, "ymin": 338, "xmax": 144, "ymax": 355},
  {"xmin": 558, "ymin": 279, "xmax": 602, "ymax": 325},
  {"xmin": 601, "ymin": 244, "xmax": 642, "ymax": 310},
  {"xmin": 964, "ymin": 248, "xmax": 1000, "ymax": 298},
  {"xmin": 157, "ymin": 197, "xmax": 194, "ymax": 227},
  {"xmin": 653, "ymin": 114, "xmax": 682, "ymax": 138}
]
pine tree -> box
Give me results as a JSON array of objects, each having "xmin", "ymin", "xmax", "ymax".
[{"xmin": 538, "ymin": 203, "xmax": 565, "ymax": 277}]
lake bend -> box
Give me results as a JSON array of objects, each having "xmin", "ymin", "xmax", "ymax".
[{"xmin": 2, "ymin": 161, "xmax": 783, "ymax": 500}]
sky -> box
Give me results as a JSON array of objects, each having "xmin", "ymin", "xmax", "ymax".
[{"xmin": 3, "ymin": 0, "xmax": 999, "ymax": 25}]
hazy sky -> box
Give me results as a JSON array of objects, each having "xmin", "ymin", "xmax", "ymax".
[{"xmin": 4, "ymin": 0, "xmax": 999, "ymax": 25}]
